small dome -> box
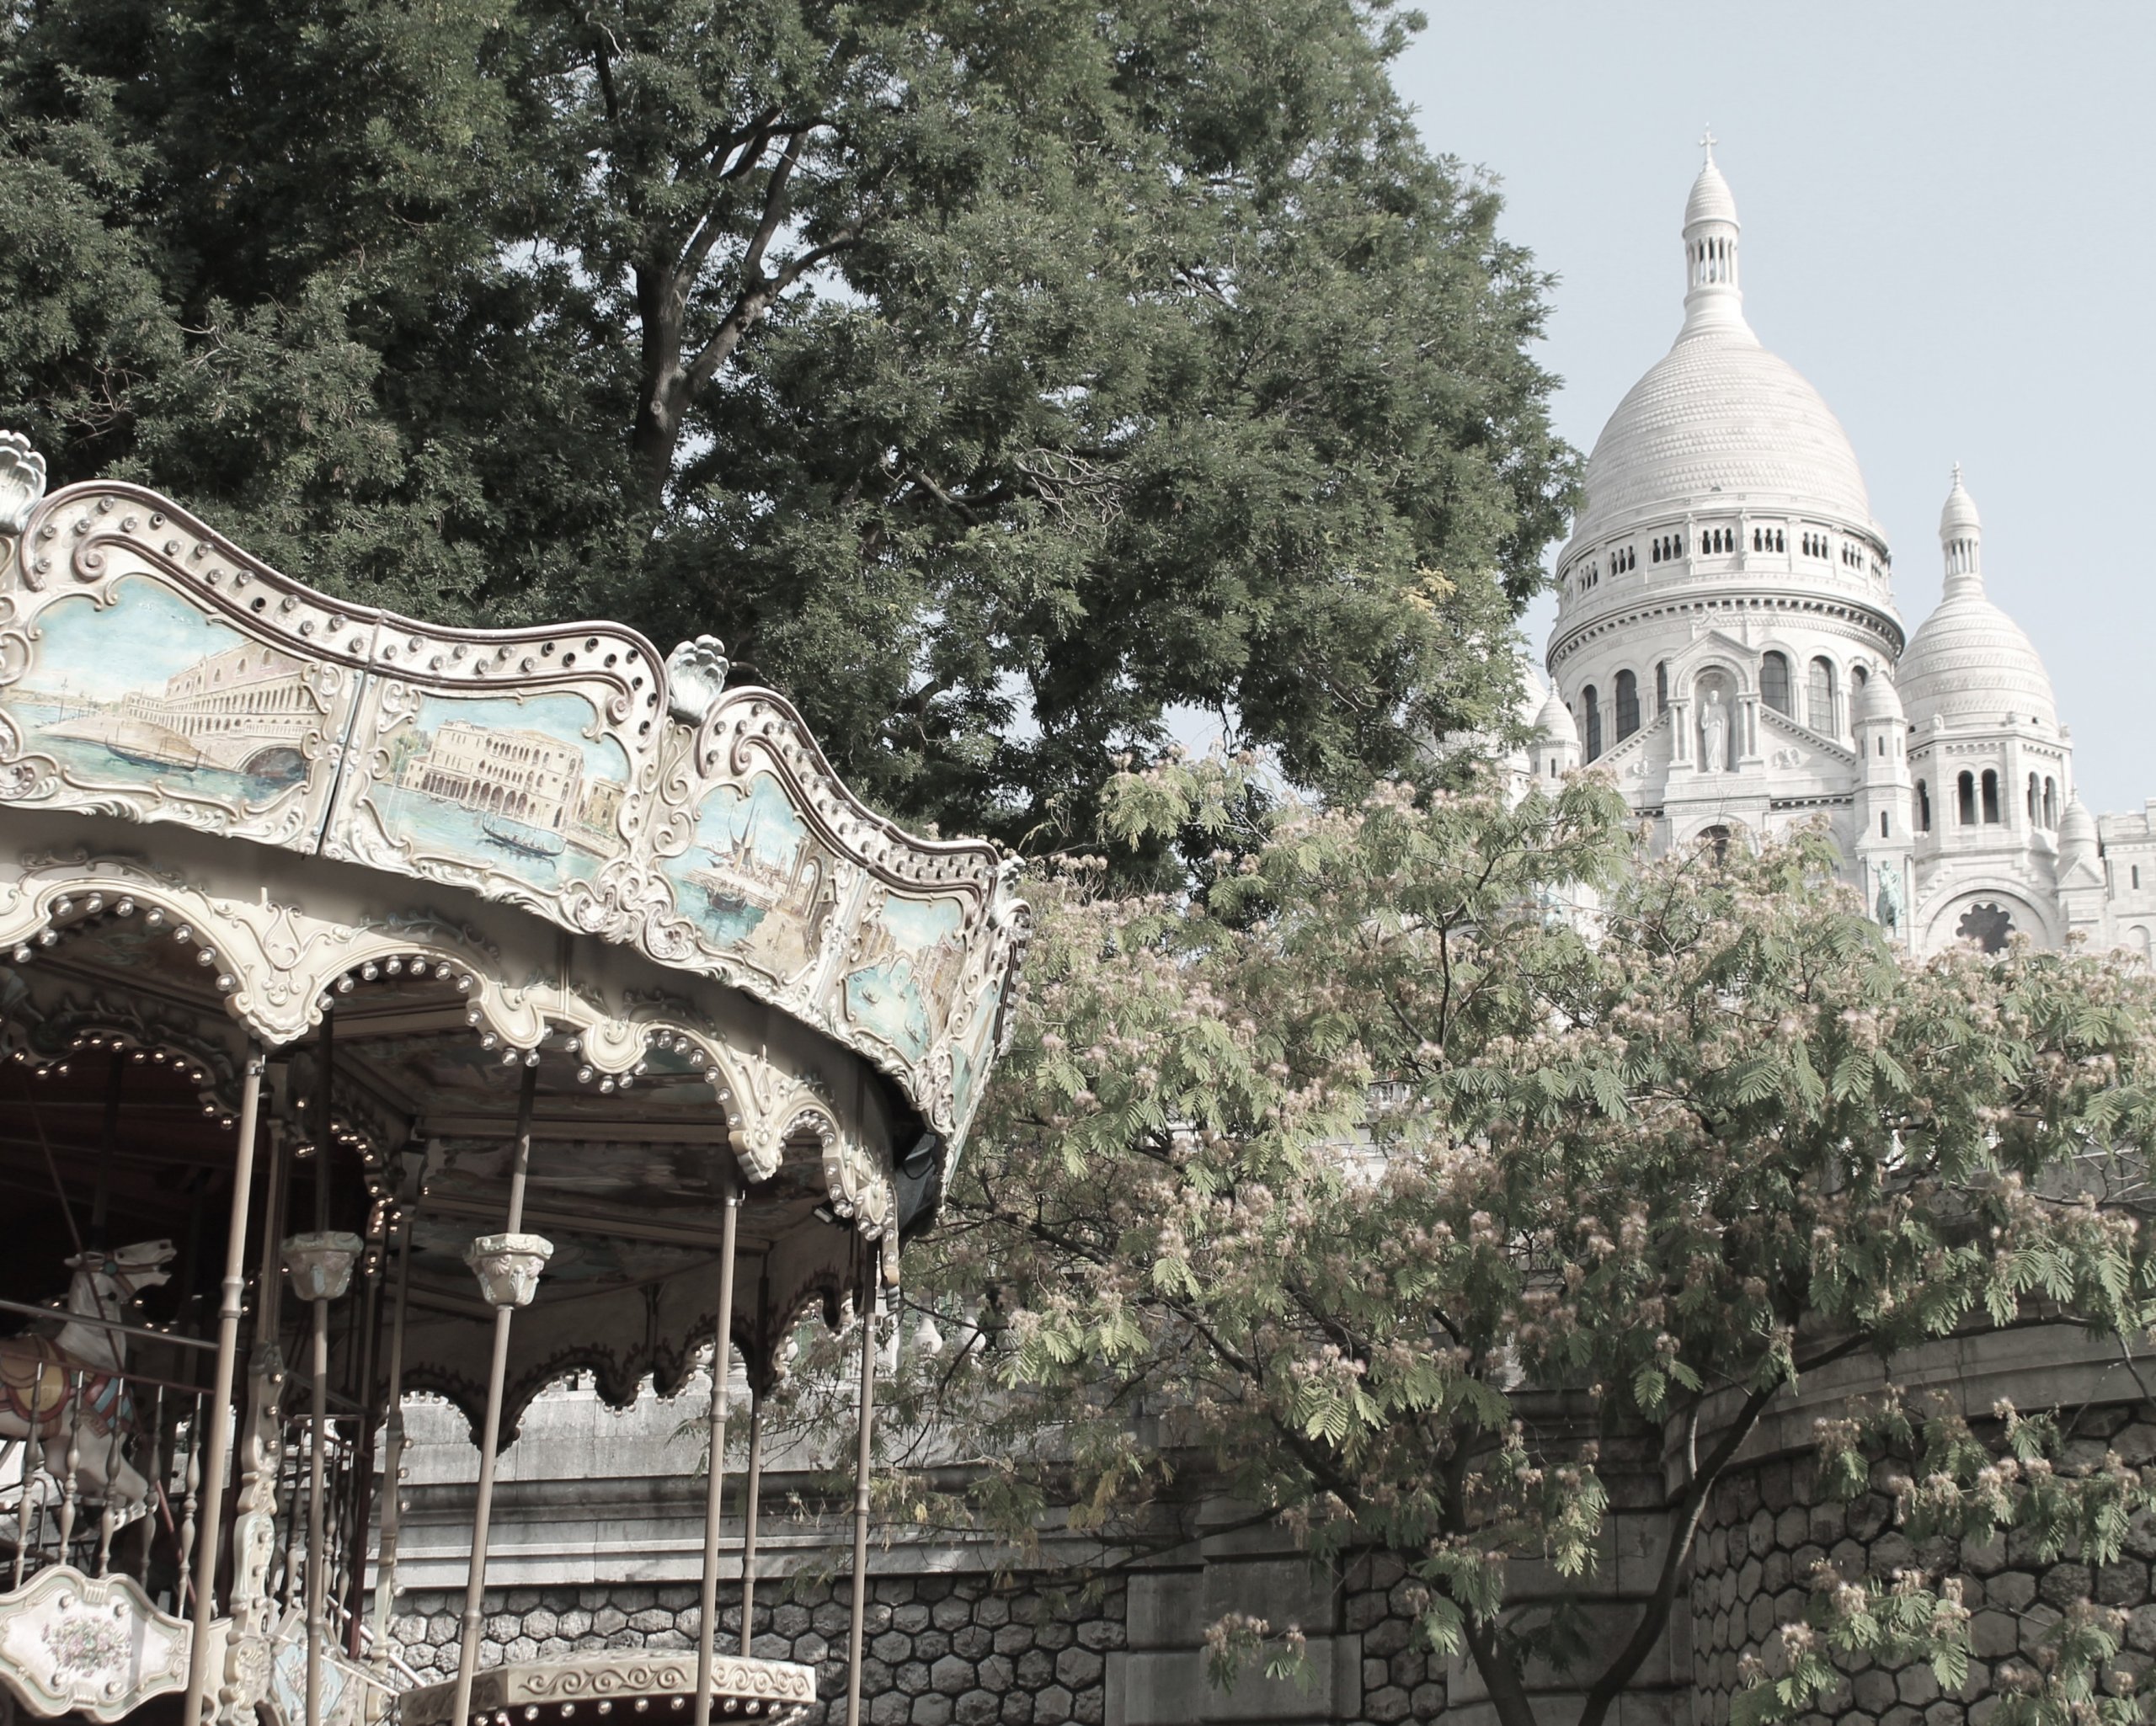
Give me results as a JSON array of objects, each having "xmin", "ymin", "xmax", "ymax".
[
  {"xmin": 1940, "ymin": 466, "xmax": 1982, "ymax": 540},
  {"xmin": 1853, "ymin": 673, "xmax": 1905, "ymax": 726},
  {"xmin": 2057, "ymin": 795, "xmax": 2099, "ymax": 860},
  {"xmin": 1898, "ymin": 590, "xmax": 2057, "ymax": 730},
  {"xmin": 1534, "ymin": 688, "xmax": 1578, "ymax": 748},
  {"xmin": 1685, "ymin": 157, "xmax": 1738, "ymax": 230}
]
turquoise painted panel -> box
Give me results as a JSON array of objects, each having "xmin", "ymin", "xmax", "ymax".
[
  {"xmin": 363, "ymin": 690, "xmax": 633, "ymax": 896},
  {"xmin": 659, "ymin": 770, "xmax": 835, "ymax": 983},
  {"xmin": 9, "ymin": 574, "xmax": 323, "ymax": 811}
]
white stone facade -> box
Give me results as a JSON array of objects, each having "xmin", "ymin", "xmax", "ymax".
[{"xmin": 1535, "ymin": 151, "xmax": 2150, "ymax": 960}]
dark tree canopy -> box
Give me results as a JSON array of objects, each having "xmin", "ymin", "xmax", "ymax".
[{"xmin": 0, "ymin": 0, "xmax": 1575, "ymax": 845}]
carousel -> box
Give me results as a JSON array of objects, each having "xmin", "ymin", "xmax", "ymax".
[{"xmin": 0, "ymin": 433, "xmax": 1028, "ymax": 1726}]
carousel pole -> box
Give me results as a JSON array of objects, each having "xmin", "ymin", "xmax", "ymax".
[
  {"xmin": 183, "ymin": 1041, "xmax": 265, "ymax": 1726},
  {"xmin": 690, "ymin": 1182, "xmax": 741, "ymax": 1726},
  {"xmin": 843, "ymin": 1250, "xmax": 879, "ymax": 1726},
  {"xmin": 448, "ymin": 1063, "xmax": 542, "ymax": 1726},
  {"xmin": 302, "ymin": 1014, "xmax": 334, "ymax": 1726},
  {"xmin": 366, "ymin": 1207, "xmax": 415, "ymax": 1677},
  {"xmin": 737, "ymin": 1273, "xmax": 771, "ymax": 1658}
]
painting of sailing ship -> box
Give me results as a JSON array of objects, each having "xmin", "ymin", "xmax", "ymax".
[
  {"xmin": 364, "ymin": 692, "xmax": 631, "ymax": 895},
  {"xmin": 844, "ymin": 892, "xmax": 968, "ymax": 1063},
  {"xmin": 659, "ymin": 771, "xmax": 832, "ymax": 982},
  {"xmin": 6, "ymin": 576, "xmax": 318, "ymax": 802}
]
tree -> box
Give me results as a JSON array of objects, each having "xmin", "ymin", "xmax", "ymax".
[
  {"xmin": 873, "ymin": 755, "xmax": 2156, "ymax": 1726},
  {"xmin": 0, "ymin": 0, "xmax": 1574, "ymax": 848}
]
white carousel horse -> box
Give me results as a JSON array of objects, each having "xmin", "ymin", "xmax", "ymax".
[{"xmin": 0, "ymin": 1239, "xmax": 175, "ymax": 1541}]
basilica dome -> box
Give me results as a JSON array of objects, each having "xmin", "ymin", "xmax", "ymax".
[
  {"xmin": 1898, "ymin": 471, "xmax": 2057, "ymax": 731},
  {"xmin": 1565, "ymin": 158, "xmax": 1878, "ymax": 551}
]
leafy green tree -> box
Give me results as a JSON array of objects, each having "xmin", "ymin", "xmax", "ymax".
[
  {"xmin": 864, "ymin": 755, "xmax": 2156, "ymax": 1726},
  {"xmin": 0, "ymin": 0, "xmax": 1573, "ymax": 846}
]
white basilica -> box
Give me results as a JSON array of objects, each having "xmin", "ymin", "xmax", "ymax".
[{"xmin": 1518, "ymin": 148, "xmax": 2156, "ymax": 962}]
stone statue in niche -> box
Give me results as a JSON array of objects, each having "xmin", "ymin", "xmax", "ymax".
[
  {"xmin": 1698, "ymin": 689, "xmax": 1728, "ymax": 774},
  {"xmin": 1875, "ymin": 866, "xmax": 1904, "ymax": 935}
]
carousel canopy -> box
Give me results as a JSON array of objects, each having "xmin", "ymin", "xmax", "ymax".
[{"xmin": 0, "ymin": 432, "xmax": 1027, "ymax": 1430}]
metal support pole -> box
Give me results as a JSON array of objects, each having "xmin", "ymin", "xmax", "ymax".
[
  {"xmin": 691, "ymin": 1189, "xmax": 741, "ymax": 1726},
  {"xmin": 304, "ymin": 1012, "xmax": 333, "ymax": 1726},
  {"xmin": 843, "ymin": 1265, "xmax": 878, "ymax": 1726},
  {"xmin": 183, "ymin": 1043, "xmax": 265, "ymax": 1726},
  {"xmin": 447, "ymin": 1064, "xmax": 539, "ymax": 1726},
  {"xmin": 343, "ymin": 1233, "xmax": 384, "ymax": 1657},
  {"xmin": 737, "ymin": 1384, "xmax": 763, "ymax": 1658},
  {"xmin": 303, "ymin": 1290, "xmax": 329, "ymax": 1726},
  {"xmin": 367, "ymin": 1212, "xmax": 414, "ymax": 1675}
]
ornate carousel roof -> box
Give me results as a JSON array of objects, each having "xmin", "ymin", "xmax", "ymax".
[{"xmin": 0, "ymin": 433, "xmax": 1028, "ymax": 1429}]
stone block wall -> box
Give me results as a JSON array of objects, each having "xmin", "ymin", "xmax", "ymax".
[
  {"xmin": 391, "ymin": 1574, "xmax": 1129, "ymax": 1726},
  {"xmin": 388, "ymin": 1559, "xmax": 1442, "ymax": 1725},
  {"xmin": 1689, "ymin": 1404, "xmax": 2156, "ymax": 1726}
]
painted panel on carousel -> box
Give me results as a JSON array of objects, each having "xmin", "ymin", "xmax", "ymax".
[
  {"xmin": 356, "ymin": 690, "xmax": 633, "ymax": 898},
  {"xmin": 842, "ymin": 889, "xmax": 967, "ymax": 1065},
  {"xmin": 657, "ymin": 770, "xmax": 839, "ymax": 987},
  {"xmin": 0, "ymin": 572, "xmax": 343, "ymax": 843},
  {"xmin": 946, "ymin": 968, "xmax": 1009, "ymax": 1135}
]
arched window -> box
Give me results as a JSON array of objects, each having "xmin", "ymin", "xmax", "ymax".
[
  {"xmin": 1957, "ymin": 771, "xmax": 1977, "ymax": 826},
  {"xmin": 1760, "ymin": 652, "xmax": 1792, "ymax": 715},
  {"xmin": 1583, "ymin": 685, "xmax": 1602, "ymax": 761},
  {"xmin": 1808, "ymin": 658, "xmax": 1835, "ymax": 732},
  {"xmin": 1655, "ymin": 662, "xmax": 1668, "ymax": 716},
  {"xmin": 1917, "ymin": 780, "xmax": 1931, "ymax": 832},
  {"xmin": 2044, "ymin": 777, "xmax": 2057, "ymax": 827},
  {"xmin": 1879, "ymin": 812, "xmax": 1890, "ymax": 838},
  {"xmin": 1981, "ymin": 769, "xmax": 2001, "ymax": 824},
  {"xmin": 2027, "ymin": 772, "xmax": 2040, "ymax": 822},
  {"xmin": 1850, "ymin": 663, "xmax": 1868, "ymax": 689},
  {"xmin": 1614, "ymin": 669, "xmax": 1640, "ymax": 741}
]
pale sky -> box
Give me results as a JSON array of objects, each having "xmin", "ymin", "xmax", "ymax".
[{"xmin": 1393, "ymin": 2, "xmax": 2156, "ymax": 818}]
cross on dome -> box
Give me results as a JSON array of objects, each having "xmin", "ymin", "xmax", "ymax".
[{"xmin": 1699, "ymin": 125, "xmax": 1717, "ymax": 162}]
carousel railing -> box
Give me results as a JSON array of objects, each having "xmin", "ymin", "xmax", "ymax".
[{"xmin": 0, "ymin": 1355, "xmax": 213, "ymax": 1607}]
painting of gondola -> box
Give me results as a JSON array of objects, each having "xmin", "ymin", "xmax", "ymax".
[
  {"xmin": 844, "ymin": 892, "xmax": 968, "ymax": 1063},
  {"xmin": 659, "ymin": 771, "xmax": 834, "ymax": 983},
  {"xmin": 364, "ymin": 693, "xmax": 631, "ymax": 895},
  {"xmin": 5, "ymin": 575, "xmax": 318, "ymax": 802}
]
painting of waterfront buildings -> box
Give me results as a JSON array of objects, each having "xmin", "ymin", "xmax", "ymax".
[
  {"xmin": 844, "ymin": 892, "xmax": 967, "ymax": 1063},
  {"xmin": 5, "ymin": 575, "xmax": 318, "ymax": 802},
  {"xmin": 660, "ymin": 771, "xmax": 832, "ymax": 982},
  {"xmin": 365, "ymin": 692, "xmax": 630, "ymax": 893}
]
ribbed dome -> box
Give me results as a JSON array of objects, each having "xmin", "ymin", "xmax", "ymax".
[
  {"xmin": 1534, "ymin": 687, "xmax": 1578, "ymax": 748},
  {"xmin": 2057, "ymin": 796, "xmax": 2099, "ymax": 862},
  {"xmin": 1568, "ymin": 331, "xmax": 1877, "ymax": 545},
  {"xmin": 1853, "ymin": 672, "xmax": 1904, "ymax": 726},
  {"xmin": 1901, "ymin": 470, "xmax": 2057, "ymax": 731},
  {"xmin": 1566, "ymin": 159, "xmax": 1876, "ymax": 551},
  {"xmin": 1685, "ymin": 158, "xmax": 1738, "ymax": 228},
  {"xmin": 1899, "ymin": 592, "xmax": 2057, "ymax": 731}
]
